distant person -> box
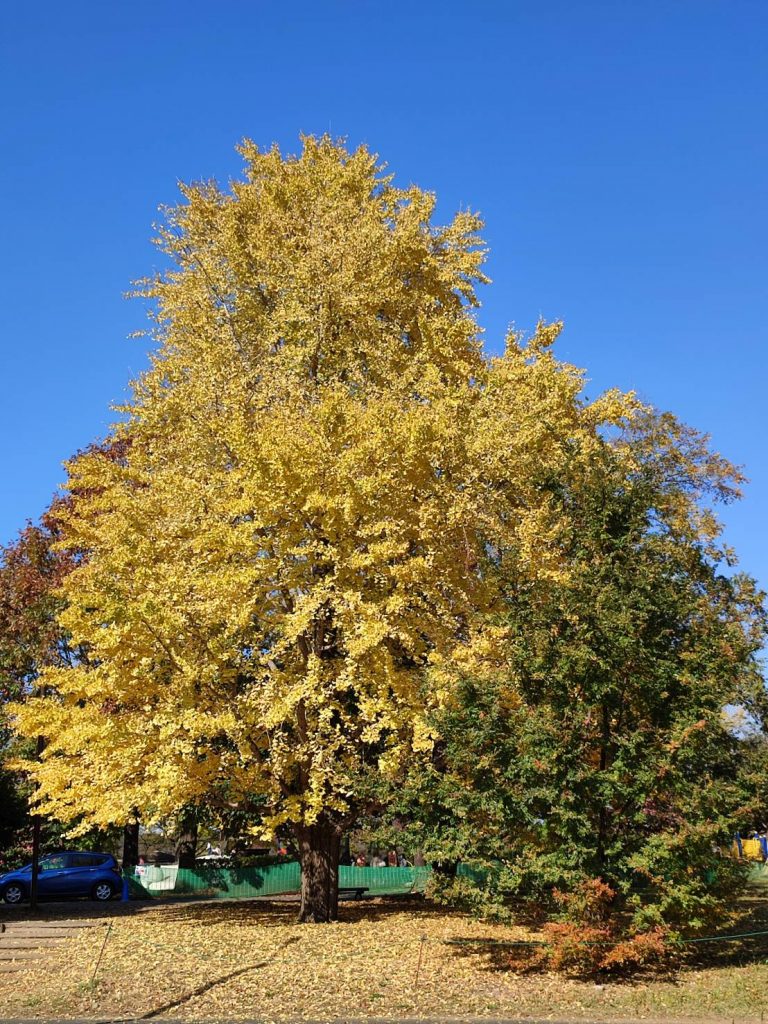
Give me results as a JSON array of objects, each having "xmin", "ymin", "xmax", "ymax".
[{"xmin": 387, "ymin": 849, "xmax": 398, "ymax": 867}]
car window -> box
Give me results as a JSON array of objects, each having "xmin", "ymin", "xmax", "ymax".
[
  {"xmin": 69, "ymin": 854, "xmax": 100, "ymax": 867},
  {"xmin": 39, "ymin": 855, "xmax": 68, "ymax": 872}
]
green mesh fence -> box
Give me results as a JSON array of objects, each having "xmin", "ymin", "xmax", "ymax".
[
  {"xmin": 456, "ymin": 862, "xmax": 488, "ymax": 884},
  {"xmin": 340, "ymin": 865, "xmax": 431, "ymax": 894},
  {"xmin": 129, "ymin": 861, "xmax": 431, "ymax": 900},
  {"xmin": 129, "ymin": 858, "xmax": 762, "ymax": 901}
]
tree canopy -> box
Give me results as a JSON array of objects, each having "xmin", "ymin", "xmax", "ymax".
[
  {"xmin": 10, "ymin": 137, "xmax": 763, "ymax": 925},
  {"xmin": 0, "ymin": 503, "xmax": 83, "ymax": 867}
]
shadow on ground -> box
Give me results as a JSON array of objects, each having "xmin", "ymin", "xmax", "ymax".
[
  {"xmin": 0, "ymin": 892, "xmax": 430, "ymax": 929},
  {"xmin": 133, "ymin": 935, "xmax": 303, "ymax": 1020}
]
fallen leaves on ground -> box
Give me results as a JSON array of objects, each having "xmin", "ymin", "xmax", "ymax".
[{"xmin": 2, "ymin": 896, "xmax": 768, "ymax": 1022}]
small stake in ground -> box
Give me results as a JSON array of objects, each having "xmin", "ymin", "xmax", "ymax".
[
  {"xmin": 90, "ymin": 921, "xmax": 113, "ymax": 987},
  {"xmin": 415, "ymin": 934, "xmax": 427, "ymax": 989}
]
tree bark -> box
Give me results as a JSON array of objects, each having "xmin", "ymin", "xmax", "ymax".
[
  {"xmin": 30, "ymin": 735, "xmax": 46, "ymax": 911},
  {"xmin": 176, "ymin": 808, "xmax": 198, "ymax": 869},
  {"xmin": 30, "ymin": 812, "xmax": 41, "ymax": 912},
  {"xmin": 122, "ymin": 821, "xmax": 140, "ymax": 871},
  {"xmin": 295, "ymin": 816, "xmax": 341, "ymax": 923}
]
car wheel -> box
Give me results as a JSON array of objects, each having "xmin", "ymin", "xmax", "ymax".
[
  {"xmin": 91, "ymin": 881, "xmax": 115, "ymax": 902},
  {"xmin": 2, "ymin": 883, "xmax": 27, "ymax": 905}
]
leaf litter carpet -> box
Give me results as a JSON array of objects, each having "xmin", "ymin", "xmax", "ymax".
[{"xmin": 1, "ymin": 897, "xmax": 767, "ymax": 1022}]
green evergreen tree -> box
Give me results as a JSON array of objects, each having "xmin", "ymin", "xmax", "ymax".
[{"xmin": 384, "ymin": 411, "xmax": 767, "ymax": 933}]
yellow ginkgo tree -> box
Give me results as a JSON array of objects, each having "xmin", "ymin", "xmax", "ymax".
[{"xmin": 13, "ymin": 137, "xmax": 635, "ymax": 921}]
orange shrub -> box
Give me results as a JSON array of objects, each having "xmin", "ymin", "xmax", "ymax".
[
  {"xmin": 541, "ymin": 922, "xmax": 611, "ymax": 973},
  {"xmin": 505, "ymin": 923, "xmax": 672, "ymax": 977},
  {"xmin": 553, "ymin": 877, "xmax": 616, "ymax": 923},
  {"xmin": 598, "ymin": 927, "xmax": 671, "ymax": 974}
]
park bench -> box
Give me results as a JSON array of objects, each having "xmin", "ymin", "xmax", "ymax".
[{"xmin": 338, "ymin": 885, "xmax": 370, "ymax": 900}]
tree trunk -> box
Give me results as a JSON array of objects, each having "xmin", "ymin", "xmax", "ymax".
[
  {"xmin": 295, "ymin": 816, "xmax": 341, "ymax": 923},
  {"xmin": 176, "ymin": 808, "xmax": 198, "ymax": 869},
  {"xmin": 122, "ymin": 820, "xmax": 140, "ymax": 872}
]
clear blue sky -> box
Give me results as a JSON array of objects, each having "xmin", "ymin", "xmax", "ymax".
[{"xmin": 1, "ymin": 1, "xmax": 766, "ymax": 603}]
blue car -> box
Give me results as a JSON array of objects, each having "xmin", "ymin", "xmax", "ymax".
[{"xmin": 0, "ymin": 851, "xmax": 122, "ymax": 904}]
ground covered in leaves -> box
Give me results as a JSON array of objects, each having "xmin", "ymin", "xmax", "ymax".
[{"xmin": 2, "ymin": 895, "xmax": 768, "ymax": 1022}]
